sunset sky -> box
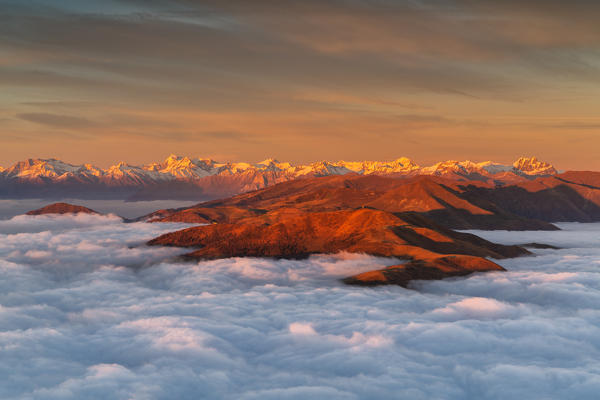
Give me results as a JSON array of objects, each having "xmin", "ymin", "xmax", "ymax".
[{"xmin": 2, "ymin": 0, "xmax": 600, "ymax": 169}]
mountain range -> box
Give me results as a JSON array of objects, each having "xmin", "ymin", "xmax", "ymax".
[
  {"xmin": 0, "ymin": 155, "xmax": 558, "ymax": 200},
  {"xmin": 24, "ymin": 159, "xmax": 600, "ymax": 287}
]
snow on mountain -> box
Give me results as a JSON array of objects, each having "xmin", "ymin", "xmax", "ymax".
[
  {"xmin": 0, "ymin": 155, "xmax": 557, "ymax": 185},
  {"xmin": 144, "ymin": 155, "xmax": 215, "ymax": 179},
  {"xmin": 419, "ymin": 157, "xmax": 556, "ymax": 179},
  {"xmin": 513, "ymin": 156, "xmax": 557, "ymax": 176},
  {"xmin": 477, "ymin": 161, "xmax": 513, "ymax": 175},
  {"xmin": 103, "ymin": 162, "xmax": 155, "ymax": 185},
  {"xmin": 335, "ymin": 157, "xmax": 420, "ymax": 175},
  {"xmin": 421, "ymin": 160, "xmax": 481, "ymax": 176},
  {"xmin": 2, "ymin": 158, "xmax": 100, "ymax": 180}
]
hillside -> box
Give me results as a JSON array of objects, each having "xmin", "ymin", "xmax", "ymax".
[
  {"xmin": 142, "ymin": 174, "xmax": 559, "ymax": 230},
  {"xmin": 141, "ymin": 168, "xmax": 600, "ymax": 287},
  {"xmin": 148, "ymin": 208, "xmax": 524, "ymax": 287}
]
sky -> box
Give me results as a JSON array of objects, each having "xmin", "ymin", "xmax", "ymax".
[
  {"xmin": 1, "ymin": 0, "xmax": 600, "ymax": 169},
  {"xmin": 2, "ymin": 214, "xmax": 600, "ymax": 399}
]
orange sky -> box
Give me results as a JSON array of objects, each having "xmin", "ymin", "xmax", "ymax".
[{"xmin": 1, "ymin": 0, "xmax": 600, "ymax": 169}]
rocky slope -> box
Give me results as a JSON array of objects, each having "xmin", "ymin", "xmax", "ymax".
[{"xmin": 458, "ymin": 173, "xmax": 600, "ymax": 223}]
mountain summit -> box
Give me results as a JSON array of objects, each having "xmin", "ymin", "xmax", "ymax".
[{"xmin": 513, "ymin": 157, "xmax": 557, "ymax": 176}]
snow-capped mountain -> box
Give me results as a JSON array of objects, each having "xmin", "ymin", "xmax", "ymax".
[
  {"xmin": 512, "ymin": 156, "xmax": 557, "ymax": 176},
  {"xmin": 0, "ymin": 155, "xmax": 558, "ymax": 200}
]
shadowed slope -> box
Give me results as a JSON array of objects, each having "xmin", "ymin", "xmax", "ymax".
[
  {"xmin": 343, "ymin": 256, "xmax": 504, "ymax": 287},
  {"xmin": 460, "ymin": 175, "xmax": 600, "ymax": 223},
  {"xmin": 145, "ymin": 174, "xmax": 557, "ymax": 230}
]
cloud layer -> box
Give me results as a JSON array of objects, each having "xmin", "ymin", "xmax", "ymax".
[{"xmin": 1, "ymin": 216, "xmax": 600, "ymax": 399}]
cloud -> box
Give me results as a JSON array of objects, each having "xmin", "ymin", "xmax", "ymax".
[
  {"xmin": 3, "ymin": 0, "xmax": 599, "ymax": 106},
  {"xmin": 430, "ymin": 297, "xmax": 521, "ymax": 320},
  {"xmin": 17, "ymin": 113, "xmax": 99, "ymax": 129},
  {"xmin": 1, "ymin": 216, "xmax": 600, "ymax": 399},
  {"xmin": 0, "ymin": 213, "xmax": 124, "ymax": 234},
  {"xmin": 3, "ymin": 1, "xmax": 600, "ymax": 168},
  {"xmin": 0, "ymin": 214, "xmax": 196, "ymax": 273}
]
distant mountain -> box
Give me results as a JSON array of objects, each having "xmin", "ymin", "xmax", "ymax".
[
  {"xmin": 26, "ymin": 202, "xmax": 99, "ymax": 215},
  {"xmin": 0, "ymin": 155, "xmax": 558, "ymax": 200}
]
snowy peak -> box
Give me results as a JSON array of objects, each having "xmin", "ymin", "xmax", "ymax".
[
  {"xmin": 145, "ymin": 155, "xmax": 215, "ymax": 179},
  {"xmin": 513, "ymin": 157, "xmax": 557, "ymax": 176},
  {"xmin": 420, "ymin": 157, "xmax": 557, "ymax": 179},
  {"xmin": 3, "ymin": 158, "xmax": 91, "ymax": 179},
  {"xmin": 255, "ymin": 158, "xmax": 287, "ymax": 172},
  {"xmin": 477, "ymin": 161, "xmax": 513, "ymax": 175},
  {"xmin": 334, "ymin": 158, "xmax": 420, "ymax": 175},
  {"xmin": 257, "ymin": 158, "xmax": 279, "ymax": 166},
  {"xmin": 421, "ymin": 160, "xmax": 494, "ymax": 177},
  {"xmin": 107, "ymin": 162, "xmax": 135, "ymax": 173},
  {"xmin": 0, "ymin": 155, "xmax": 557, "ymax": 184}
]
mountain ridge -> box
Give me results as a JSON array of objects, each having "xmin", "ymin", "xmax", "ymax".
[
  {"xmin": 0, "ymin": 155, "xmax": 557, "ymax": 181},
  {"xmin": 0, "ymin": 155, "xmax": 559, "ymax": 201}
]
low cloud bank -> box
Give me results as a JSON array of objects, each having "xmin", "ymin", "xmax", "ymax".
[{"xmin": 1, "ymin": 217, "xmax": 600, "ymax": 399}]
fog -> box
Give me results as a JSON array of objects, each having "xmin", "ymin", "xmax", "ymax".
[{"xmin": 1, "ymin": 216, "xmax": 599, "ymax": 399}]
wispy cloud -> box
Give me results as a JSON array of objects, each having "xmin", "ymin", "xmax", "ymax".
[{"xmin": 17, "ymin": 112, "xmax": 99, "ymax": 129}]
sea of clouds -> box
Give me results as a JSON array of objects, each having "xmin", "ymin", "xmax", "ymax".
[{"xmin": 1, "ymin": 215, "xmax": 600, "ymax": 399}]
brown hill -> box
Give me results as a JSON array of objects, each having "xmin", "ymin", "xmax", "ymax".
[
  {"xmin": 148, "ymin": 209, "xmax": 525, "ymax": 287},
  {"xmin": 343, "ymin": 256, "xmax": 504, "ymax": 287},
  {"xmin": 144, "ymin": 174, "xmax": 557, "ymax": 230},
  {"xmin": 557, "ymin": 171, "xmax": 600, "ymax": 188},
  {"xmin": 26, "ymin": 202, "xmax": 99, "ymax": 215}
]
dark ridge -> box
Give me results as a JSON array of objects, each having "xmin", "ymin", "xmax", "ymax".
[
  {"xmin": 343, "ymin": 256, "xmax": 506, "ymax": 288},
  {"xmin": 459, "ymin": 184, "xmax": 600, "ymax": 223},
  {"xmin": 521, "ymin": 242, "xmax": 561, "ymax": 250}
]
